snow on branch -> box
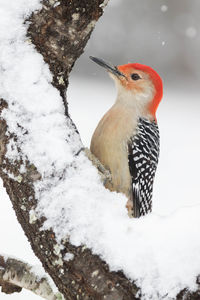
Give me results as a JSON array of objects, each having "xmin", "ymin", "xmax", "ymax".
[
  {"xmin": 0, "ymin": 255, "xmax": 63, "ymax": 300},
  {"xmin": 0, "ymin": 1, "xmax": 139, "ymax": 300},
  {"xmin": 0, "ymin": 0, "xmax": 200, "ymax": 300}
]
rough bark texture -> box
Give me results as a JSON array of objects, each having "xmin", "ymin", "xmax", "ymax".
[
  {"xmin": 0, "ymin": 255, "xmax": 62, "ymax": 300},
  {"xmin": 28, "ymin": 0, "xmax": 107, "ymax": 116},
  {"xmin": 0, "ymin": 0, "xmax": 139, "ymax": 299},
  {"xmin": 0, "ymin": 0, "xmax": 200, "ymax": 299}
]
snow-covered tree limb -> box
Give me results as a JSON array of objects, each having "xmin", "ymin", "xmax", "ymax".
[
  {"xmin": 0, "ymin": 255, "xmax": 63, "ymax": 300},
  {"xmin": 0, "ymin": 0, "xmax": 200, "ymax": 299},
  {"xmin": 27, "ymin": 0, "xmax": 109, "ymax": 116},
  {"xmin": 0, "ymin": 0, "xmax": 139, "ymax": 299}
]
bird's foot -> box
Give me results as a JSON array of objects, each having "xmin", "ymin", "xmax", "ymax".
[
  {"xmin": 126, "ymin": 200, "xmax": 134, "ymax": 218},
  {"xmin": 84, "ymin": 148, "xmax": 112, "ymax": 184}
]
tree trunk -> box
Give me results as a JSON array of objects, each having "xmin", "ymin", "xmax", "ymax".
[
  {"xmin": 0, "ymin": 0, "xmax": 139, "ymax": 299},
  {"xmin": 0, "ymin": 1, "xmax": 199, "ymax": 299}
]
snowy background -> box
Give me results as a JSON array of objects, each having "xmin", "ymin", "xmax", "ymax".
[{"xmin": 0, "ymin": 0, "xmax": 200, "ymax": 299}]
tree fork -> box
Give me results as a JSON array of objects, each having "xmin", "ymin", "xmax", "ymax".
[
  {"xmin": 0, "ymin": 1, "xmax": 139, "ymax": 299},
  {"xmin": 0, "ymin": 0, "xmax": 200, "ymax": 299}
]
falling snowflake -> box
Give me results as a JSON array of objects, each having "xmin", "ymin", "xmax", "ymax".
[
  {"xmin": 161, "ymin": 5, "xmax": 168, "ymax": 13},
  {"xmin": 185, "ymin": 27, "xmax": 197, "ymax": 38}
]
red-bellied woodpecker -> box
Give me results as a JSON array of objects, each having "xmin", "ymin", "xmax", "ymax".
[{"xmin": 90, "ymin": 56, "xmax": 163, "ymax": 218}]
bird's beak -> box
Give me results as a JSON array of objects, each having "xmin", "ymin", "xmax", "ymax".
[{"xmin": 89, "ymin": 56, "xmax": 126, "ymax": 79}]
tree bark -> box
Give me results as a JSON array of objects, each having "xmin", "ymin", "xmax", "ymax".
[
  {"xmin": 0, "ymin": 1, "xmax": 200, "ymax": 299},
  {"xmin": 0, "ymin": 255, "xmax": 63, "ymax": 300},
  {"xmin": 0, "ymin": 0, "xmax": 139, "ymax": 299}
]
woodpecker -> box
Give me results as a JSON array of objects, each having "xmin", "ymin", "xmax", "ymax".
[{"xmin": 90, "ymin": 56, "xmax": 163, "ymax": 217}]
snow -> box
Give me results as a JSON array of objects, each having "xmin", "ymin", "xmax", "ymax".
[
  {"xmin": 64, "ymin": 253, "xmax": 74, "ymax": 261},
  {"xmin": 185, "ymin": 26, "xmax": 197, "ymax": 38},
  {"xmin": 0, "ymin": 1, "xmax": 200, "ymax": 300},
  {"xmin": 161, "ymin": 5, "xmax": 168, "ymax": 13}
]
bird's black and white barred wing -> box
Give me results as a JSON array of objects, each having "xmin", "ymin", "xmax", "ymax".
[{"xmin": 128, "ymin": 118, "xmax": 160, "ymax": 217}]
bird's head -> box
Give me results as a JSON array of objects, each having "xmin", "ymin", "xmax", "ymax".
[{"xmin": 90, "ymin": 56, "xmax": 163, "ymax": 119}]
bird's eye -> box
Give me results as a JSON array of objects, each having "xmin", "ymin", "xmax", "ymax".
[{"xmin": 131, "ymin": 73, "xmax": 141, "ymax": 81}]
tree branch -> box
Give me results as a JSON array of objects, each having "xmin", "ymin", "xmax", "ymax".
[
  {"xmin": 0, "ymin": 0, "xmax": 140, "ymax": 299},
  {"xmin": 0, "ymin": 255, "xmax": 63, "ymax": 299},
  {"xmin": 27, "ymin": 0, "xmax": 108, "ymax": 116},
  {"xmin": 0, "ymin": 0, "xmax": 200, "ymax": 299}
]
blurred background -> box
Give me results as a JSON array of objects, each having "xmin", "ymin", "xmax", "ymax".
[
  {"xmin": 71, "ymin": 0, "xmax": 200, "ymax": 90},
  {"xmin": 1, "ymin": 0, "xmax": 200, "ymax": 299}
]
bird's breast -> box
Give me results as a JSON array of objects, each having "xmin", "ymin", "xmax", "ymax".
[{"xmin": 90, "ymin": 105, "xmax": 138, "ymax": 197}]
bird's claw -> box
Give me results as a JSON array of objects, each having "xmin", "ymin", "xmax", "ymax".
[
  {"xmin": 126, "ymin": 200, "xmax": 134, "ymax": 218},
  {"xmin": 84, "ymin": 148, "xmax": 112, "ymax": 184}
]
